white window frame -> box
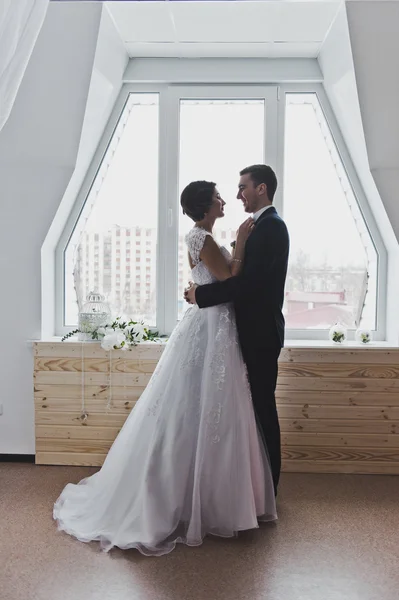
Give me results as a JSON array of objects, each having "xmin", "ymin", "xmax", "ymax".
[
  {"xmin": 55, "ymin": 81, "xmax": 387, "ymax": 341},
  {"xmin": 276, "ymin": 83, "xmax": 386, "ymax": 341},
  {"xmin": 56, "ymin": 85, "xmax": 167, "ymax": 336},
  {"xmin": 164, "ymin": 84, "xmax": 279, "ymax": 333}
]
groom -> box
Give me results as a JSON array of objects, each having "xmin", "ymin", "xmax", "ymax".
[{"xmin": 185, "ymin": 164, "xmax": 289, "ymax": 496}]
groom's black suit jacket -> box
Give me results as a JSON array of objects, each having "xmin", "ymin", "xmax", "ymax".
[{"xmin": 195, "ymin": 206, "xmax": 289, "ymax": 357}]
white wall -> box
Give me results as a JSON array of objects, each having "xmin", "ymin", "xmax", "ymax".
[
  {"xmin": 319, "ymin": 1, "xmax": 399, "ymax": 342},
  {"xmin": 0, "ymin": 2, "xmax": 104, "ymax": 454},
  {"xmin": 124, "ymin": 57, "xmax": 322, "ymax": 83},
  {"xmin": 346, "ymin": 0, "xmax": 399, "ymax": 236},
  {"xmin": 42, "ymin": 5, "xmax": 128, "ymax": 339},
  {"xmin": 345, "ymin": 0, "xmax": 399, "ymax": 343}
]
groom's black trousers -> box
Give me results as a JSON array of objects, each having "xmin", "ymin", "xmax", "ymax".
[{"xmin": 243, "ymin": 347, "xmax": 281, "ymax": 494}]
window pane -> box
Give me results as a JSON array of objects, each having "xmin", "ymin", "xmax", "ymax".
[
  {"xmin": 64, "ymin": 93, "xmax": 159, "ymax": 326},
  {"xmin": 283, "ymin": 93, "xmax": 377, "ymax": 330},
  {"xmin": 178, "ymin": 98, "xmax": 264, "ymax": 319}
]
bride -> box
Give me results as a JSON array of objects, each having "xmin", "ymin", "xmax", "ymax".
[{"xmin": 53, "ymin": 180, "xmax": 277, "ymax": 556}]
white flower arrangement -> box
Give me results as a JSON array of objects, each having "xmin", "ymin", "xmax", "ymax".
[
  {"xmin": 355, "ymin": 328, "xmax": 372, "ymax": 344},
  {"xmin": 62, "ymin": 318, "xmax": 163, "ymax": 350},
  {"xmin": 328, "ymin": 323, "xmax": 347, "ymax": 344}
]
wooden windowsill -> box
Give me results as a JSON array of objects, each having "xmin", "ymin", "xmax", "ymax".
[{"xmin": 32, "ymin": 337, "xmax": 398, "ymax": 350}]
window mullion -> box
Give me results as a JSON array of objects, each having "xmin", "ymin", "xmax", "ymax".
[
  {"xmin": 274, "ymin": 85, "xmax": 286, "ymax": 217},
  {"xmin": 156, "ymin": 88, "xmax": 169, "ymax": 335},
  {"xmin": 264, "ymin": 86, "xmax": 279, "ymax": 176},
  {"xmin": 162, "ymin": 87, "xmax": 179, "ymax": 335}
]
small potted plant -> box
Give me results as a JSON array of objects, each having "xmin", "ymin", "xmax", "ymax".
[
  {"xmin": 355, "ymin": 328, "xmax": 372, "ymax": 344},
  {"xmin": 329, "ymin": 323, "xmax": 347, "ymax": 345}
]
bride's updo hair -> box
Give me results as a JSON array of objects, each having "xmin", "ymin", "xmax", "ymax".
[{"xmin": 180, "ymin": 180, "xmax": 216, "ymax": 222}]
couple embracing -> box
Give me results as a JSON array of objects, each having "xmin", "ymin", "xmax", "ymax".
[{"xmin": 54, "ymin": 164, "xmax": 290, "ymax": 557}]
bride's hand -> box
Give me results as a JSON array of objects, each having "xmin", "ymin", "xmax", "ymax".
[{"xmin": 236, "ymin": 218, "xmax": 255, "ymax": 246}]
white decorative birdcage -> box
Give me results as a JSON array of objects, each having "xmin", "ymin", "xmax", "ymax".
[{"xmin": 78, "ymin": 292, "xmax": 111, "ymax": 341}]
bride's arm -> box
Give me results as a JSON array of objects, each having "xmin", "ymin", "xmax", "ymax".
[
  {"xmin": 198, "ymin": 237, "xmax": 235, "ymax": 281},
  {"xmin": 199, "ymin": 219, "xmax": 254, "ymax": 281},
  {"xmin": 188, "ymin": 251, "xmax": 195, "ymax": 271},
  {"xmin": 229, "ymin": 217, "xmax": 254, "ymax": 275},
  {"xmin": 230, "ymin": 243, "xmax": 245, "ymax": 276}
]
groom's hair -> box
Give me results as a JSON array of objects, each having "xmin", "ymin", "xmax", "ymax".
[
  {"xmin": 180, "ymin": 180, "xmax": 216, "ymax": 222},
  {"xmin": 240, "ymin": 164, "xmax": 278, "ymax": 201}
]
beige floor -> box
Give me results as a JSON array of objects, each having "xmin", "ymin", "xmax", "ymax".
[{"xmin": 1, "ymin": 463, "xmax": 399, "ymax": 600}]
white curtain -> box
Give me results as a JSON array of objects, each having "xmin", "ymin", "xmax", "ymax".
[{"xmin": 0, "ymin": 0, "xmax": 49, "ymax": 132}]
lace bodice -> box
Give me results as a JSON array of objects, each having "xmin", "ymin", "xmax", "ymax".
[{"xmin": 185, "ymin": 226, "xmax": 231, "ymax": 285}]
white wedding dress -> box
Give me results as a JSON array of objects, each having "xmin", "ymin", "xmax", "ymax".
[{"xmin": 53, "ymin": 226, "xmax": 277, "ymax": 556}]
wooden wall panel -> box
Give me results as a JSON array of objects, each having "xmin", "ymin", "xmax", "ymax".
[{"xmin": 34, "ymin": 342, "xmax": 399, "ymax": 474}]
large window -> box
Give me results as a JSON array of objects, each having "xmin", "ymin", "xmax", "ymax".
[
  {"xmin": 57, "ymin": 83, "xmax": 385, "ymax": 340},
  {"xmin": 64, "ymin": 93, "xmax": 159, "ymax": 327},
  {"xmin": 283, "ymin": 93, "xmax": 377, "ymax": 331},
  {"xmin": 178, "ymin": 98, "xmax": 265, "ymax": 319}
]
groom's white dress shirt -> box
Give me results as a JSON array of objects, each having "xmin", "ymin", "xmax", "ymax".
[{"xmin": 253, "ymin": 204, "xmax": 273, "ymax": 222}]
